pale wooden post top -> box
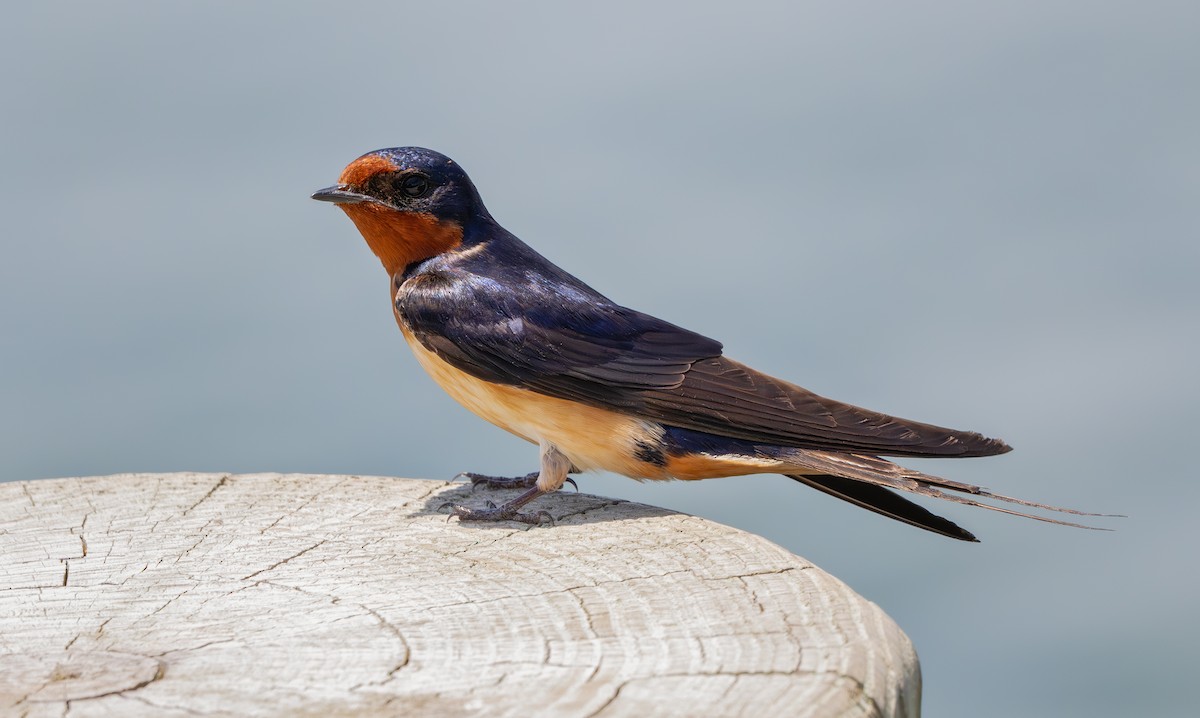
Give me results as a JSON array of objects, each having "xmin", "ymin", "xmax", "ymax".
[{"xmin": 0, "ymin": 473, "xmax": 920, "ymax": 717}]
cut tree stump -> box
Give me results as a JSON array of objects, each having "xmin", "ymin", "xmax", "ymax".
[{"xmin": 0, "ymin": 473, "xmax": 920, "ymax": 717}]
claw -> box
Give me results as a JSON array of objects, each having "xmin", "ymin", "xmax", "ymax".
[
  {"xmin": 441, "ymin": 502, "xmax": 553, "ymax": 527},
  {"xmin": 439, "ymin": 483, "xmax": 554, "ymax": 526}
]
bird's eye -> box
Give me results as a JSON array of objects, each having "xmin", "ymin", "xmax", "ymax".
[{"xmin": 400, "ymin": 174, "xmax": 431, "ymax": 198}]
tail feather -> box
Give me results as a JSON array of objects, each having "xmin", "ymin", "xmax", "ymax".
[
  {"xmin": 785, "ymin": 448, "xmax": 1116, "ymax": 538},
  {"xmin": 788, "ymin": 473, "xmax": 978, "ymax": 542},
  {"xmin": 903, "ymin": 483, "xmax": 1114, "ymax": 531}
]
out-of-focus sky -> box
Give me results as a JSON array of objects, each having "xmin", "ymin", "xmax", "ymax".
[{"xmin": 2, "ymin": 2, "xmax": 1196, "ymax": 715}]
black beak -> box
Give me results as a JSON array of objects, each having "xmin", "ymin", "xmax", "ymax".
[{"xmin": 311, "ymin": 184, "xmax": 373, "ymax": 204}]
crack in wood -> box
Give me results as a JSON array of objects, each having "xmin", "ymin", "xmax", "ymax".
[
  {"xmin": 182, "ymin": 475, "xmax": 230, "ymax": 516},
  {"xmin": 240, "ymin": 540, "xmax": 327, "ymax": 581},
  {"xmin": 21, "ymin": 482, "xmax": 37, "ymax": 507},
  {"xmin": 259, "ymin": 477, "xmax": 353, "ymax": 535},
  {"xmin": 585, "ymin": 678, "xmax": 625, "ymax": 718},
  {"xmin": 145, "ymin": 586, "xmax": 197, "ymax": 618},
  {"xmin": 66, "ymin": 661, "xmax": 166, "ymax": 705},
  {"xmin": 151, "ymin": 638, "xmax": 237, "ymax": 658}
]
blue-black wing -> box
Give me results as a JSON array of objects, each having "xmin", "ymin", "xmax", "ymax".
[{"xmin": 397, "ymin": 252, "xmax": 1009, "ymax": 458}]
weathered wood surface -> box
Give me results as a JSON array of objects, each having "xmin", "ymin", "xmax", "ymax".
[{"xmin": 0, "ymin": 473, "xmax": 920, "ymax": 717}]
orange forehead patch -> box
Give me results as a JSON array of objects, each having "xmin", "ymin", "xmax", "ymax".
[{"xmin": 338, "ymin": 154, "xmax": 399, "ymax": 186}]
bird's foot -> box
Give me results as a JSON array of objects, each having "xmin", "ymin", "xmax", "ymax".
[
  {"xmin": 439, "ymin": 499, "xmax": 554, "ymax": 526},
  {"xmin": 440, "ymin": 484, "xmax": 555, "ymax": 526},
  {"xmin": 456, "ymin": 471, "xmax": 578, "ymax": 493}
]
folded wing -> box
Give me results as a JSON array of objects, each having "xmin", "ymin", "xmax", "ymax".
[{"xmin": 399, "ymin": 266, "xmax": 1009, "ymax": 458}]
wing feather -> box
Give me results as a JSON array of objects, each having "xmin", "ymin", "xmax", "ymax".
[{"xmin": 397, "ymin": 252, "xmax": 1009, "ymax": 458}]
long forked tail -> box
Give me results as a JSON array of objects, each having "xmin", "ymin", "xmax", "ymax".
[
  {"xmin": 785, "ymin": 449, "xmax": 1119, "ymax": 542},
  {"xmin": 788, "ymin": 473, "xmax": 981, "ymax": 541}
]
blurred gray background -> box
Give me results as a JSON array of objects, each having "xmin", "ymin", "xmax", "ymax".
[{"xmin": 2, "ymin": 2, "xmax": 1196, "ymax": 715}]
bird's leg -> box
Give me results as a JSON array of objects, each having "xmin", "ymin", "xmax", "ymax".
[{"xmin": 442, "ymin": 443, "xmax": 573, "ymax": 525}]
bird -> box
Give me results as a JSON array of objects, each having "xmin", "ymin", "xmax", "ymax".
[{"xmin": 312, "ymin": 146, "xmax": 1103, "ymax": 541}]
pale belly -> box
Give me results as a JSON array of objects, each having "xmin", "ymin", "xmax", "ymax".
[
  {"xmin": 395, "ymin": 314, "xmax": 799, "ymax": 482},
  {"xmin": 399, "ymin": 326, "xmax": 670, "ymax": 478}
]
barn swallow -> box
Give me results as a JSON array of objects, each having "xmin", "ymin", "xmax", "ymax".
[{"xmin": 313, "ymin": 147, "xmax": 1104, "ymax": 540}]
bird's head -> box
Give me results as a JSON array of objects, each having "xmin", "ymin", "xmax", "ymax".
[{"xmin": 312, "ymin": 147, "xmax": 487, "ymax": 275}]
